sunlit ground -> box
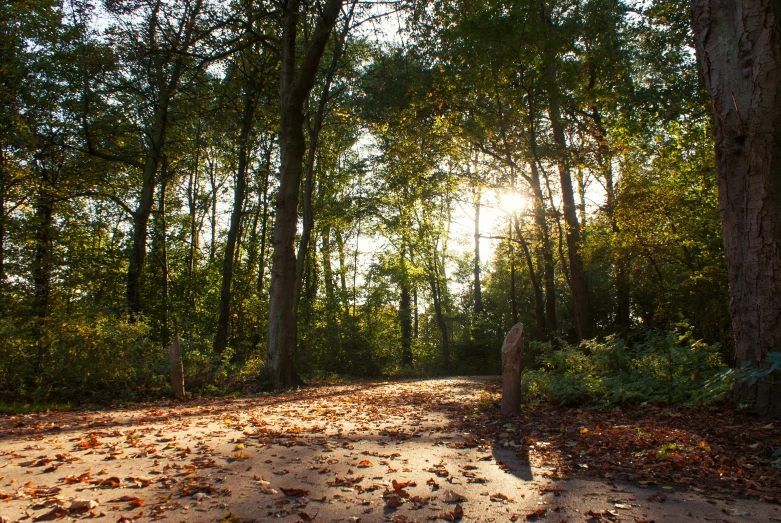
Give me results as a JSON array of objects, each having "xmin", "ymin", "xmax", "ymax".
[{"xmin": 0, "ymin": 378, "xmax": 778, "ymax": 522}]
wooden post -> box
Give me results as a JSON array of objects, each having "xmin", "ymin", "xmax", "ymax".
[
  {"xmin": 501, "ymin": 323, "xmax": 524, "ymax": 416},
  {"xmin": 168, "ymin": 333, "xmax": 185, "ymax": 400}
]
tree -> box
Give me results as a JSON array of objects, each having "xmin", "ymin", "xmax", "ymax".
[
  {"xmin": 213, "ymin": 18, "xmax": 276, "ymax": 356},
  {"xmin": 82, "ymin": 0, "xmax": 217, "ymax": 315},
  {"xmin": 692, "ymin": 0, "xmax": 781, "ymax": 417},
  {"xmin": 266, "ymin": 0, "xmax": 342, "ymax": 388}
]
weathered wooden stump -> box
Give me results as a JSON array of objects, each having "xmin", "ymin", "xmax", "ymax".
[
  {"xmin": 168, "ymin": 334, "xmax": 185, "ymax": 400},
  {"xmin": 500, "ymin": 323, "xmax": 524, "ymax": 416}
]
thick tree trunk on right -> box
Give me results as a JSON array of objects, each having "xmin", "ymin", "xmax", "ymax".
[{"xmin": 692, "ymin": 0, "xmax": 781, "ymax": 417}]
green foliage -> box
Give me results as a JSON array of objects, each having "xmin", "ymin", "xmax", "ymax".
[
  {"xmin": 0, "ymin": 0, "xmax": 746, "ymax": 410},
  {"xmin": 0, "ymin": 313, "xmax": 163, "ymax": 402},
  {"xmin": 522, "ymin": 326, "xmax": 728, "ymax": 407},
  {"xmin": 708, "ymin": 352, "xmax": 781, "ymax": 390}
]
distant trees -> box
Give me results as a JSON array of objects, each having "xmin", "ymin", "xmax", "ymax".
[{"xmin": 0, "ymin": 0, "xmax": 758, "ymax": 413}]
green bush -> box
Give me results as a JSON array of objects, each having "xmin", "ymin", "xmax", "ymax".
[
  {"xmin": 522, "ymin": 324, "xmax": 729, "ymax": 407},
  {"xmin": 0, "ymin": 313, "xmax": 165, "ymax": 403}
]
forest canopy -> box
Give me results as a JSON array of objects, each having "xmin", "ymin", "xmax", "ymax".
[{"xmin": 0, "ymin": 0, "xmax": 775, "ymax": 413}]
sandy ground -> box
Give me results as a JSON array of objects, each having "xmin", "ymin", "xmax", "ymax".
[{"xmin": 0, "ymin": 377, "xmax": 779, "ymax": 523}]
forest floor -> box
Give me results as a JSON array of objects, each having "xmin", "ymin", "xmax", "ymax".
[{"xmin": 1, "ymin": 377, "xmax": 780, "ymax": 523}]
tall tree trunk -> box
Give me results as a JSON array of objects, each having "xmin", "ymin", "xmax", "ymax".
[
  {"xmin": 508, "ymin": 221, "xmax": 519, "ymax": 326},
  {"xmin": 31, "ymin": 188, "xmax": 54, "ymax": 382},
  {"xmin": 157, "ymin": 176, "xmax": 170, "ymax": 347},
  {"xmin": 526, "ymin": 101, "xmax": 557, "ymax": 334},
  {"xmin": 428, "ymin": 266, "xmax": 450, "ymax": 372},
  {"xmin": 546, "ymin": 84, "xmax": 588, "ymax": 340},
  {"xmin": 0, "ymin": 150, "xmax": 6, "ymax": 294},
  {"xmin": 294, "ymin": 9, "xmax": 351, "ymax": 319},
  {"xmin": 692, "ymin": 0, "xmax": 781, "ymax": 417},
  {"xmin": 266, "ymin": 0, "xmax": 342, "ymax": 389},
  {"xmin": 411, "ymin": 244, "xmax": 418, "ymax": 338},
  {"xmin": 590, "ymin": 107, "xmax": 630, "ymax": 329},
  {"xmin": 127, "ymin": 92, "xmax": 169, "ymax": 316},
  {"xmin": 209, "ymin": 158, "xmax": 218, "ymax": 263},
  {"xmin": 543, "ymin": 7, "xmax": 589, "ymax": 341},
  {"xmin": 335, "ymin": 228, "xmax": 348, "ymax": 299},
  {"xmin": 321, "ymin": 228, "xmax": 342, "ymax": 352},
  {"xmin": 257, "ymin": 146, "xmax": 272, "ymax": 294},
  {"xmin": 604, "ymin": 157, "xmax": 630, "ymax": 330},
  {"xmin": 516, "ymin": 220, "xmax": 546, "ymax": 339},
  {"xmin": 529, "ymin": 161, "xmax": 557, "ymax": 335},
  {"xmin": 473, "ymin": 195, "xmax": 483, "ymax": 315},
  {"xmin": 352, "ymin": 221, "xmax": 360, "ymax": 318},
  {"xmin": 187, "ymin": 129, "xmax": 200, "ymax": 294},
  {"xmin": 32, "ymin": 194, "xmax": 54, "ymax": 320},
  {"xmin": 214, "ymin": 76, "xmax": 257, "ymax": 356},
  {"xmin": 399, "ymin": 246, "xmax": 413, "ymax": 367}
]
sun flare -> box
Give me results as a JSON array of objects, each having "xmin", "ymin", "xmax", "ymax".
[{"xmin": 496, "ymin": 190, "xmax": 529, "ymax": 214}]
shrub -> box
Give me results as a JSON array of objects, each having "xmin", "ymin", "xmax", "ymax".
[
  {"xmin": 522, "ymin": 324, "xmax": 728, "ymax": 407},
  {"xmin": 0, "ymin": 312, "xmax": 164, "ymax": 403}
]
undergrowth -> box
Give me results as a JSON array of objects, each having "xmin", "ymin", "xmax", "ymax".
[{"xmin": 522, "ymin": 324, "xmax": 731, "ymax": 407}]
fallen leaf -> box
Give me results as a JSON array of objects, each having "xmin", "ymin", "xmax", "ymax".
[
  {"xmin": 280, "ymin": 488, "xmax": 310, "ymax": 497},
  {"xmin": 69, "ymin": 499, "xmax": 99, "ymax": 512},
  {"xmin": 442, "ymin": 490, "xmax": 467, "ymax": 503},
  {"xmin": 489, "ymin": 492, "xmax": 512, "ymax": 502}
]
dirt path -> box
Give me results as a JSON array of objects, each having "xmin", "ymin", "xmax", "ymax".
[{"xmin": 1, "ymin": 377, "xmax": 779, "ymax": 522}]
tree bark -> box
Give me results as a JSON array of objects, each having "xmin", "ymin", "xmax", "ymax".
[
  {"xmin": 168, "ymin": 333, "xmax": 185, "ymax": 400},
  {"xmin": 321, "ymin": 228, "xmax": 342, "ymax": 352},
  {"xmin": 547, "ymin": 93, "xmax": 588, "ymax": 340},
  {"xmin": 692, "ymin": 0, "xmax": 781, "ymax": 417},
  {"xmin": 294, "ymin": 10, "xmax": 350, "ymax": 319},
  {"xmin": 0, "ymin": 148, "xmax": 6, "ymax": 288},
  {"xmin": 266, "ymin": 0, "xmax": 342, "ymax": 389},
  {"xmin": 591, "ymin": 106, "xmax": 630, "ymax": 330},
  {"xmin": 529, "ymin": 160, "xmax": 557, "ymax": 335}
]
